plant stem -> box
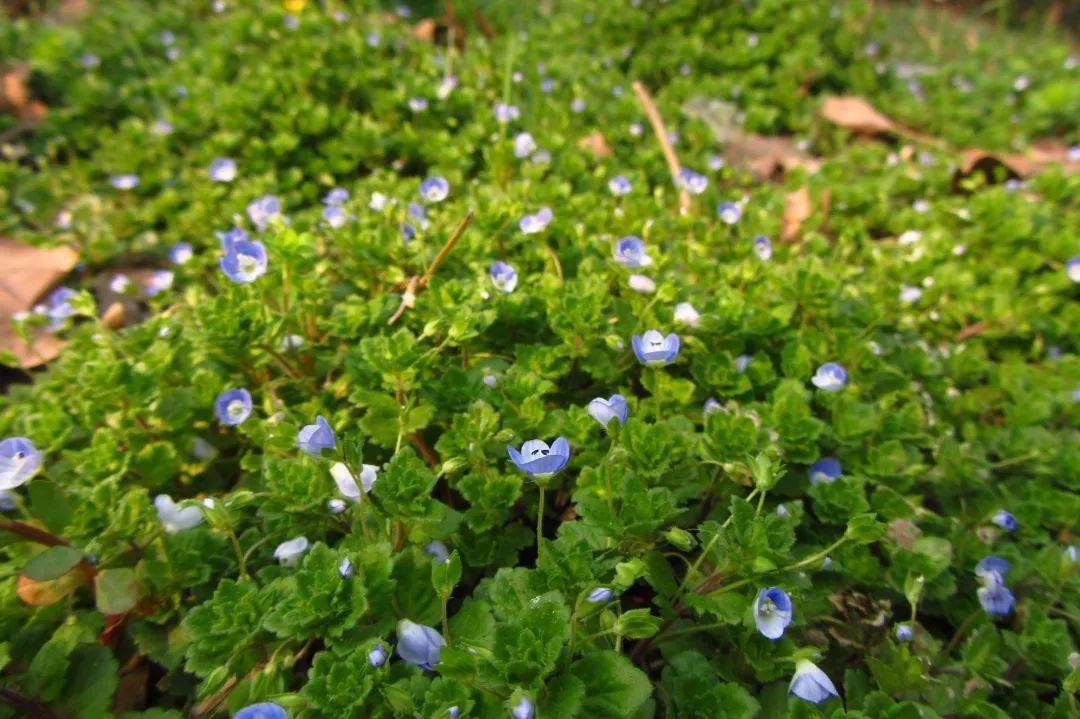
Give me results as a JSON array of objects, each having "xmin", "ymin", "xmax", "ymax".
[{"xmin": 536, "ymin": 485, "xmax": 546, "ymax": 564}]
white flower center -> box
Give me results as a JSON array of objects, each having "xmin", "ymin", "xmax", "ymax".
[{"xmin": 227, "ymin": 400, "xmax": 246, "ymax": 419}]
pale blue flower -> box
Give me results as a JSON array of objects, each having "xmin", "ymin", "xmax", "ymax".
[
  {"xmin": 708, "ymin": 155, "xmax": 725, "ymax": 171},
  {"xmin": 513, "ymin": 132, "xmax": 537, "ymax": 158},
  {"xmin": 789, "ymin": 660, "xmax": 839, "ymax": 704},
  {"xmin": 420, "ymin": 176, "xmax": 449, "ymax": 203},
  {"xmin": 368, "ymin": 643, "xmax": 388, "ymax": 667},
  {"xmin": 511, "ymin": 697, "xmax": 535, "ymax": 719},
  {"xmin": 220, "ymin": 231, "xmax": 268, "ymax": 284},
  {"xmin": 540, "ymin": 78, "xmax": 554, "ymax": 93},
  {"xmin": 297, "ymin": 415, "xmax": 335, "ymax": 456},
  {"xmin": 674, "ymin": 302, "xmax": 700, "ymax": 327},
  {"xmin": 632, "ymin": 330, "xmax": 680, "ymax": 366},
  {"xmin": 109, "ymin": 274, "xmax": 132, "ymax": 294},
  {"xmin": 570, "ymin": 98, "xmax": 586, "ymax": 113},
  {"xmin": 246, "ymin": 195, "xmax": 282, "ymax": 231},
  {"xmin": 809, "ymin": 457, "xmax": 841, "ymax": 484},
  {"xmin": 587, "ymin": 587, "xmax": 614, "ymax": 603},
  {"xmin": 396, "ymin": 619, "xmax": 445, "ymax": 670},
  {"xmin": 734, "ymin": 354, "xmax": 751, "ymax": 373},
  {"xmin": 493, "ymin": 103, "xmax": 520, "ymax": 123},
  {"xmin": 408, "ymin": 97, "xmax": 428, "ymax": 113},
  {"xmin": 703, "ymin": 397, "xmax": 723, "ymax": 415},
  {"xmin": 331, "ymin": 462, "xmax": 378, "ymax": 500},
  {"xmin": 234, "ymin": 702, "xmax": 287, "ymax": 719},
  {"xmin": 587, "ymin": 395, "xmax": 628, "ymax": 427},
  {"xmin": 0, "ymin": 437, "xmax": 42, "ymax": 491},
  {"xmin": 41, "ymin": 287, "xmax": 76, "ymax": 328},
  {"xmin": 151, "ymin": 118, "xmax": 174, "ymax": 135},
  {"xmin": 407, "ymin": 202, "xmax": 430, "ymax": 229},
  {"xmin": 519, "ymin": 207, "xmax": 553, "ymax": 234},
  {"xmin": 608, "ymin": 175, "xmax": 632, "ymax": 196},
  {"xmin": 628, "ymin": 274, "xmax": 655, "ymax": 294},
  {"xmin": 676, "ymin": 168, "xmax": 707, "ymax": 194},
  {"xmin": 323, "ymin": 205, "xmax": 347, "ymax": 229},
  {"xmin": 447, "ymin": 707, "xmax": 460, "ymax": 719},
  {"xmin": 507, "ymin": 438, "xmax": 570, "ymax": 477},
  {"xmin": 753, "ymin": 235, "xmax": 772, "ymax": 261},
  {"xmin": 613, "ymin": 236, "xmax": 652, "ymax": 268},
  {"xmin": 977, "ymin": 571, "xmax": 1015, "ymax": 616},
  {"xmin": 79, "ymin": 53, "xmax": 100, "ymax": 69},
  {"xmin": 145, "ymin": 270, "xmax": 174, "ymax": 296},
  {"xmin": 208, "ymin": 157, "xmax": 237, "ymax": 182},
  {"xmin": 366, "ymin": 32, "xmax": 380, "ymax": 47},
  {"xmin": 975, "ymin": 556, "xmax": 1010, "ymax": 579},
  {"xmin": 215, "ymin": 389, "xmax": 252, "ymax": 426},
  {"xmin": 437, "ymin": 76, "xmax": 458, "ymax": 99},
  {"xmin": 425, "ymin": 540, "xmax": 450, "ymax": 564},
  {"xmin": 754, "ymin": 587, "xmax": 792, "ymax": 639},
  {"xmin": 338, "ymin": 557, "xmax": 354, "ymax": 579},
  {"xmin": 991, "ymin": 510, "xmax": 1017, "ymax": 531},
  {"xmin": 327, "ymin": 498, "xmax": 347, "ymax": 514},
  {"xmin": 717, "ymin": 202, "xmax": 741, "ymax": 225},
  {"xmin": 0, "ymin": 491, "xmax": 14, "ymax": 511},
  {"xmin": 1066, "ymin": 257, "xmax": 1080, "ymax": 283},
  {"xmin": 110, "ymin": 174, "xmax": 140, "ymax": 190},
  {"xmin": 283, "ymin": 14, "xmax": 299, "ymax": 29},
  {"xmin": 811, "ymin": 362, "xmax": 847, "ymax": 392},
  {"xmin": 531, "ymin": 149, "xmax": 550, "ymax": 165},
  {"xmin": 154, "ymin": 494, "xmax": 203, "ymax": 533},
  {"xmin": 489, "ymin": 261, "xmax": 518, "ymax": 293},
  {"xmin": 169, "ymin": 242, "xmax": 193, "ymax": 265},
  {"xmin": 899, "ymin": 285, "xmax": 922, "ymax": 304},
  {"xmin": 273, "ymin": 536, "xmax": 309, "ymax": 566},
  {"xmin": 895, "ymin": 623, "xmax": 913, "ymax": 642},
  {"xmin": 324, "ymin": 188, "xmax": 349, "ymax": 206}
]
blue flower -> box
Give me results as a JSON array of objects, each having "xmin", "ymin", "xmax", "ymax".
[
  {"xmin": 703, "ymin": 397, "xmax": 723, "ymax": 415},
  {"xmin": 219, "ymin": 231, "xmax": 268, "ymax": 284},
  {"xmin": 587, "ymin": 395, "xmax": 628, "ymax": 427},
  {"xmin": 324, "ymin": 188, "xmax": 349, "ymax": 206},
  {"xmin": 608, "ymin": 175, "xmax": 632, "ymax": 196},
  {"xmin": 587, "ymin": 587, "xmax": 614, "ymax": 603},
  {"xmin": 519, "ymin": 207, "xmax": 553, "ymax": 234},
  {"xmin": 1068, "ymin": 257, "xmax": 1080, "ymax": 283},
  {"xmin": 513, "ymin": 132, "xmax": 537, "ymax": 158},
  {"xmin": 895, "ymin": 623, "xmax": 913, "ymax": 642},
  {"xmin": 753, "ymin": 587, "xmax": 792, "ymax": 639},
  {"xmin": 493, "ymin": 103, "xmax": 520, "ymax": 123},
  {"xmin": 676, "ymin": 168, "xmax": 708, "ymax": 194},
  {"xmin": 975, "ymin": 555, "xmax": 1010, "ymax": 579},
  {"xmin": 708, "ymin": 155, "xmax": 725, "ymax": 171},
  {"xmin": 507, "ymin": 438, "xmax": 571, "ymax": 477},
  {"xmin": 41, "ymin": 287, "xmax": 76, "ymax": 328},
  {"xmin": 0, "ymin": 437, "xmax": 42, "ymax": 490},
  {"xmin": 789, "ymin": 660, "xmax": 839, "ymax": 704},
  {"xmin": 570, "ymin": 98, "xmax": 586, "ymax": 113},
  {"xmin": 233, "ymin": 702, "xmax": 287, "ymax": 719},
  {"xmin": 811, "ymin": 362, "xmax": 847, "ymax": 392},
  {"xmin": 447, "ymin": 707, "xmax": 460, "ymax": 719},
  {"xmin": 368, "ymin": 643, "xmax": 388, "ymax": 667},
  {"xmin": 753, "ymin": 235, "xmax": 772, "ymax": 261},
  {"xmin": 540, "ymin": 78, "xmax": 554, "ymax": 93},
  {"xmin": 425, "ymin": 540, "xmax": 450, "ymax": 564},
  {"xmin": 110, "ymin": 174, "xmax": 139, "ymax": 190},
  {"xmin": 338, "ymin": 557, "xmax": 354, "ymax": 579},
  {"xmin": 396, "ymin": 619, "xmax": 445, "ymax": 670},
  {"xmin": 734, "ymin": 354, "xmax": 751, "ymax": 373},
  {"xmin": 273, "ymin": 536, "xmax": 309, "ymax": 566},
  {"xmin": 246, "ymin": 195, "xmax": 282, "ymax": 231},
  {"xmin": 991, "ymin": 510, "xmax": 1017, "ymax": 531},
  {"xmin": 0, "ymin": 491, "xmax": 14, "ymax": 512},
  {"xmin": 214, "ymin": 388, "xmax": 252, "ymax": 426},
  {"xmin": 169, "ymin": 242, "xmax": 193, "ymax": 265},
  {"xmin": 613, "ymin": 236, "xmax": 653, "ymax": 268},
  {"xmin": 511, "ymin": 697, "xmax": 535, "ymax": 719},
  {"xmin": 327, "ymin": 498, "xmax": 347, "ymax": 514},
  {"xmin": 322, "ymin": 205, "xmax": 347, "ymax": 229},
  {"xmin": 632, "ymin": 330, "xmax": 680, "ymax": 366},
  {"xmin": 489, "ymin": 261, "xmax": 518, "ymax": 293},
  {"xmin": 419, "ymin": 176, "xmax": 449, "ymax": 203},
  {"xmin": 297, "ymin": 415, "xmax": 335, "ymax": 456},
  {"xmin": 145, "ymin": 270, "xmax": 174, "ymax": 296},
  {"xmin": 331, "ymin": 462, "xmax": 378, "ymax": 499},
  {"xmin": 717, "ymin": 202, "xmax": 741, "ymax": 225},
  {"xmin": 408, "ymin": 97, "xmax": 428, "ymax": 113},
  {"xmin": 154, "ymin": 494, "xmax": 203, "ymax": 533},
  {"xmin": 80, "ymin": 53, "xmax": 100, "ymax": 69},
  {"xmin": 674, "ymin": 302, "xmax": 700, "ymax": 327},
  {"xmin": 809, "ymin": 457, "xmax": 841, "ymax": 485},
  {"xmin": 208, "ymin": 157, "xmax": 237, "ymax": 182},
  {"xmin": 977, "ymin": 571, "xmax": 1015, "ymax": 616}
]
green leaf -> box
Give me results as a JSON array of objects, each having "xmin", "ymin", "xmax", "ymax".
[
  {"xmin": 845, "ymin": 514, "xmax": 886, "ymax": 544},
  {"xmin": 571, "ymin": 651, "xmax": 652, "ymax": 718},
  {"xmin": 95, "ymin": 568, "xmax": 139, "ymax": 615},
  {"xmin": 28, "ymin": 480, "xmax": 72, "ymax": 533},
  {"xmin": 615, "ymin": 609, "xmax": 662, "ymax": 639},
  {"xmin": 23, "ymin": 546, "xmax": 83, "ymax": 581}
]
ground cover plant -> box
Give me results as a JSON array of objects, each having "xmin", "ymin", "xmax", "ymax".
[{"xmin": 0, "ymin": 1, "xmax": 1078, "ymax": 717}]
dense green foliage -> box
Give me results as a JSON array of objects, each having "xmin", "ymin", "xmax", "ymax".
[{"xmin": 1, "ymin": 1, "xmax": 1078, "ymax": 718}]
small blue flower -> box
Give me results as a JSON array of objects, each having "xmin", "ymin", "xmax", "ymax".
[
  {"xmin": 519, "ymin": 207, "xmax": 553, "ymax": 234},
  {"xmin": 895, "ymin": 623, "xmax": 913, "ymax": 642},
  {"xmin": 587, "ymin": 587, "xmax": 614, "ymax": 603},
  {"xmin": 419, "ymin": 176, "xmax": 449, "ymax": 203},
  {"xmin": 40, "ymin": 287, "xmax": 76, "ymax": 328},
  {"xmin": 717, "ymin": 201, "xmax": 741, "ymax": 225},
  {"xmin": 110, "ymin": 174, "xmax": 140, "ymax": 190},
  {"xmin": 208, "ymin": 157, "xmax": 237, "ymax": 182},
  {"xmin": 283, "ymin": 14, "xmax": 299, "ymax": 29},
  {"xmin": 631, "ymin": 330, "xmax": 680, "ymax": 366},
  {"xmin": 811, "ymin": 362, "xmax": 847, "ymax": 392},
  {"xmin": 608, "ymin": 175, "xmax": 632, "ymax": 196},
  {"xmin": 613, "ymin": 236, "xmax": 653, "ymax": 268},
  {"xmin": 338, "ymin": 557, "xmax": 354, "ymax": 579},
  {"xmin": 169, "ymin": 242, "xmax": 193, "ymax": 265},
  {"xmin": 220, "ymin": 232, "xmax": 268, "ymax": 284},
  {"xmin": 540, "ymin": 78, "xmax": 554, "ymax": 93},
  {"xmin": 233, "ymin": 702, "xmax": 287, "ymax": 719},
  {"xmin": 676, "ymin": 168, "xmax": 708, "ymax": 195},
  {"xmin": 327, "ymin": 498, "xmax": 347, "ymax": 514},
  {"xmin": 154, "ymin": 494, "xmax": 203, "ymax": 533},
  {"xmin": 368, "ymin": 643, "xmax": 388, "ymax": 667},
  {"xmin": 425, "ymin": 540, "xmax": 450, "ymax": 564},
  {"xmin": 511, "ymin": 697, "xmax": 535, "ymax": 719},
  {"xmin": 80, "ymin": 53, "xmax": 100, "ymax": 69},
  {"xmin": 273, "ymin": 536, "xmax": 309, "ymax": 566},
  {"xmin": 753, "ymin": 587, "xmax": 792, "ymax": 639},
  {"xmin": 246, "ymin": 195, "xmax": 282, "ymax": 231},
  {"xmin": 215, "ymin": 388, "xmax": 252, "ymax": 426},
  {"xmin": 587, "ymin": 395, "xmax": 628, "ymax": 427},
  {"xmin": 1066, "ymin": 257, "xmax": 1080, "ymax": 283},
  {"xmin": 158, "ymin": 30, "xmax": 176, "ymax": 46},
  {"xmin": 297, "ymin": 415, "xmax": 335, "ymax": 456},
  {"xmin": 407, "ymin": 202, "xmax": 430, "ymax": 230},
  {"xmin": 975, "ymin": 555, "xmax": 1010, "ymax": 579},
  {"xmin": 151, "ymin": 118, "xmax": 174, "ymax": 135},
  {"xmin": 734, "ymin": 354, "xmax": 751, "ymax": 373},
  {"xmin": 145, "ymin": 270, "xmax": 174, "ymax": 297},
  {"xmin": 708, "ymin": 155, "xmax": 724, "ymax": 171},
  {"xmin": 408, "ymin": 97, "xmax": 429, "ymax": 113},
  {"xmin": 0, "ymin": 437, "xmax": 43, "ymax": 491},
  {"xmin": 489, "ymin": 261, "xmax": 518, "ymax": 293},
  {"xmin": 703, "ymin": 397, "xmax": 723, "ymax": 415},
  {"xmin": 674, "ymin": 302, "xmax": 700, "ymax": 327},
  {"xmin": 809, "ymin": 457, "xmax": 842, "ymax": 485},
  {"xmin": 493, "ymin": 103, "xmax": 520, "ymax": 123},
  {"xmin": 324, "ymin": 188, "xmax": 349, "ymax": 206},
  {"xmin": 753, "ymin": 235, "xmax": 772, "ymax": 261},
  {"xmin": 447, "ymin": 707, "xmax": 460, "ymax": 719},
  {"xmin": 322, "ymin": 205, "xmax": 347, "ymax": 229},
  {"xmin": 513, "ymin": 132, "xmax": 537, "ymax": 158},
  {"xmin": 789, "ymin": 660, "xmax": 839, "ymax": 704},
  {"xmin": 977, "ymin": 571, "xmax": 1015, "ymax": 616},
  {"xmin": 396, "ymin": 619, "xmax": 445, "ymax": 670},
  {"xmin": 570, "ymin": 98, "xmax": 586, "ymax": 113},
  {"xmin": 991, "ymin": 510, "xmax": 1017, "ymax": 531},
  {"xmin": 0, "ymin": 490, "xmax": 15, "ymax": 511},
  {"xmin": 507, "ymin": 438, "xmax": 571, "ymax": 477}
]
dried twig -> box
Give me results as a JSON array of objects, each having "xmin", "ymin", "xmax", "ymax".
[
  {"xmin": 388, "ymin": 210, "xmax": 475, "ymax": 325},
  {"xmin": 0, "ymin": 518, "xmax": 70, "ymax": 547},
  {"xmin": 632, "ymin": 81, "xmax": 691, "ymax": 213}
]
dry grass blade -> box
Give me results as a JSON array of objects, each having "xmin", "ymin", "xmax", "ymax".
[
  {"xmin": 632, "ymin": 81, "xmax": 691, "ymax": 213},
  {"xmin": 388, "ymin": 210, "xmax": 475, "ymax": 325}
]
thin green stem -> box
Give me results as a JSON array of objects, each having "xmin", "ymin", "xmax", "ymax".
[{"xmin": 536, "ymin": 485, "xmax": 546, "ymax": 564}]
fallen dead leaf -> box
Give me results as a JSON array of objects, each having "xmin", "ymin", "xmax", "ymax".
[
  {"xmin": 16, "ymin": 570, "xmax": 86, "ymax": 606},
  {"xmin": 0, "ymin": 238, "xmax": 79, "ymax": 368},
  {"xmin": 954, "ymin": 142, "xmax": 1078, "ymax": 187},
  {"xmin": 412, "ymin": 18, "xmax": 437, "ymax": 42},
  {"xmin": 820, "ymin": 96, "xmax": 896, "ymax": 136},
  {"xmin": 101, "ymin": 302, "xmax": 125, "ymax": 329},
  {"xmin": 781, "ymin": 186, "xmax": 812, "ymax": 242},
  {"xmin": 577, "ymin": 131, "xmax": 612, "ymax": 159},
  {"xmin": 726, "ymin": 131, "xmax": 820, "ymax": 180},
  {"xmin": 0, "ymin": 64, "xmax": 47, "ymax": 123}
]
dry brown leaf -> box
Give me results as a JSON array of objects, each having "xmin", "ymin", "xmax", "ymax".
[
  {"xmin": 781, "ymin": 186, "xmax": 812, "ymax": 242},
  {"xmin": 412, "ymin": 18, "xmax": 437, "ymax": 42},
  {"xmin": 0, "ymin": 324, "xmax": 65, "ymax": 369},
  {"xmin": 16, "ymin": 571, "xmax": 85, "ymax": 606},
  {"xmin": 955, "ymin": 142, "xmax": 1078, "ymax": 187},
  {"xmin": 0, "ymin": 64, "xmax": 46, "ymax": 123},
  {"xmin": 101, "ymin": 302, "xmax": 126, "ymax": 329},
  {"xmin": 577, "ymin": 131, "xmax": 612, "ymax": 159},
  {"xmin": 0, "ymin": 239, "xmax": 79, "ymax": 313},
  {"xmin": 820, "ymin": 96, "xmax": 896, "ymax": 136},
  {"xmin": 725, "ymin": 131, "xmax": 820, "ymax": 180}
]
